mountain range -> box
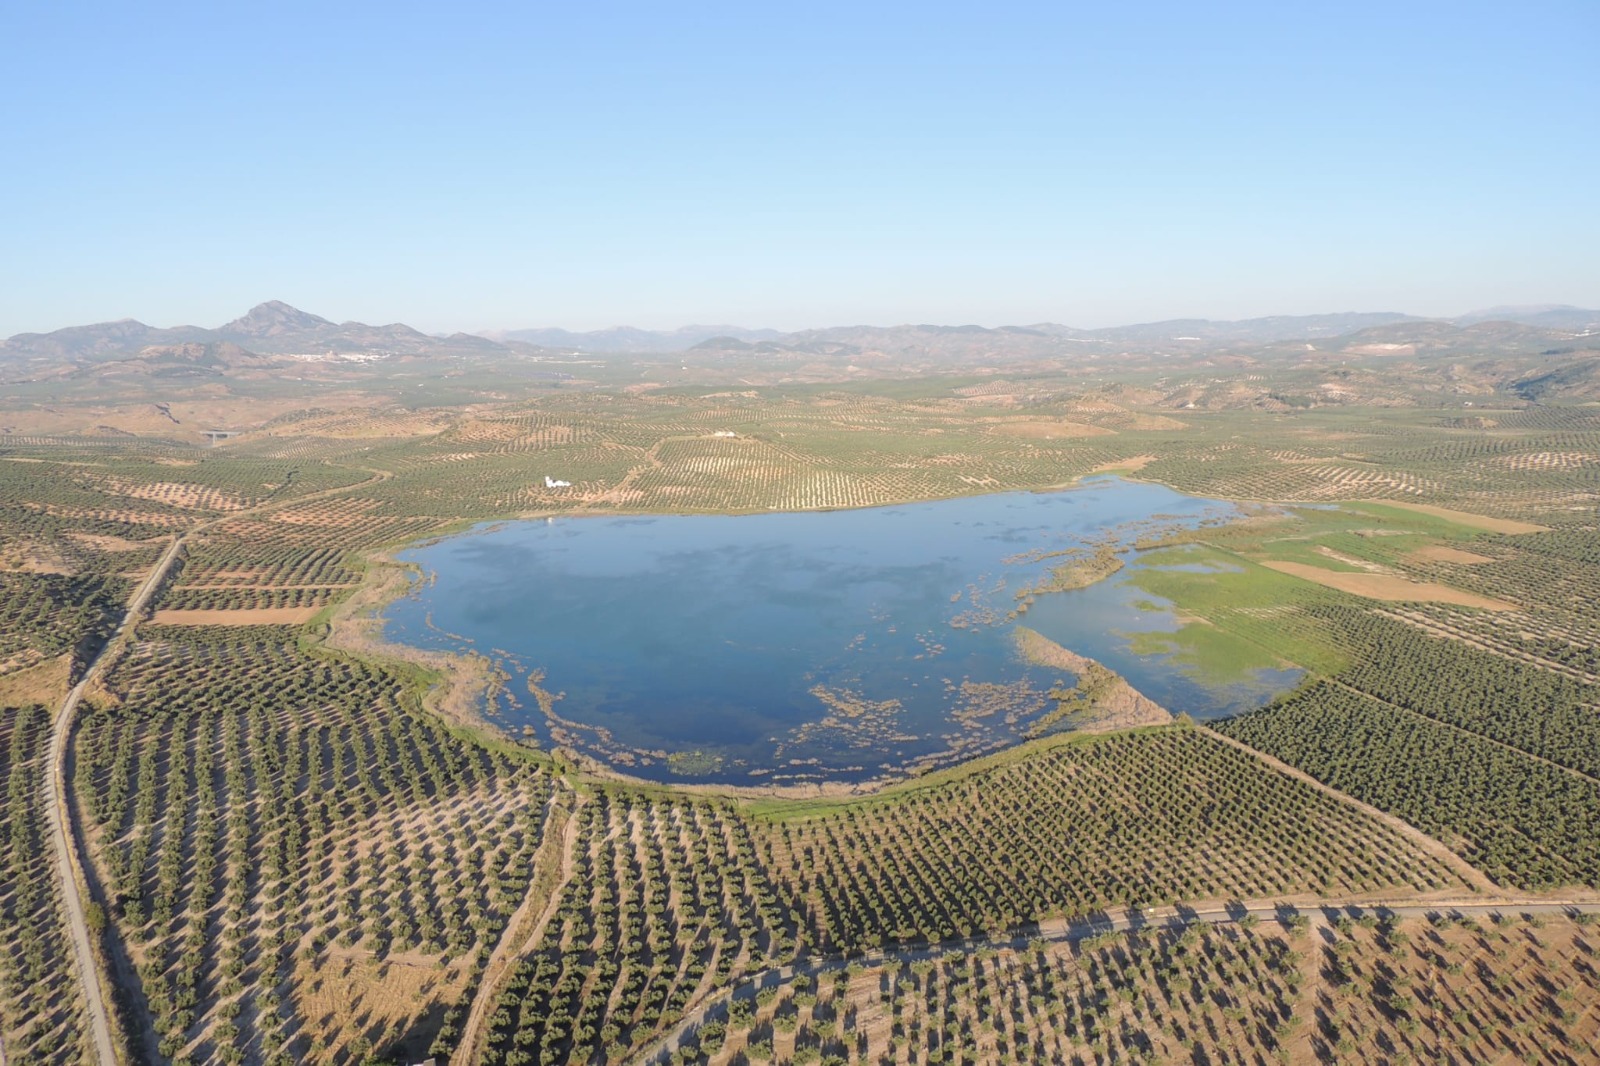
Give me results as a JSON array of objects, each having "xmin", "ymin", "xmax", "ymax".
[
  {"xmin": 0, "ymin": 300, "xmax": 507, "ymax": 364},
  {"xmin": 483, "ymin": 324, "xmax": 787, "ymax": 353},
  {"xmin": 3, "ymin": 302, "xmax": 1597, "ymax": 370}
]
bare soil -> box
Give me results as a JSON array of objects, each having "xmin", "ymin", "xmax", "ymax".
[
  {"xmin": 1406, "ymin": 545, "xmax": 1495, "ymax": 565},
  {"xmin": 988, "ymin": 420, "xmax": 1115, "ymax": 439},
  {"xmin": 148, "ymin": 607, "xmax": 323, "ymax": 625},
  {"xmin": 0, "ymin": 653, "xmax": 72, "ymax": 706},
  {"xmin": 1259, "ymin": 561, "xmax": 1517, "ymax": 610},
  {"xmin": 1092, "ymin": 454, "xmax": 1156, "ymax": 472},
  {"xmin": 1367, "ymin": 500, "xmax": 1550, "ymax": 535}
]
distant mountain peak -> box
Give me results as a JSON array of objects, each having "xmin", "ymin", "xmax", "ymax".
[{"xmin": 221, "ymin": 301, "xmax": 334, "ymax": 337}]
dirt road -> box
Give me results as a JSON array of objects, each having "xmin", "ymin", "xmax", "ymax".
[
  {"xmin": 41, "ymin": 466, "xmax": 395, "ymax": 1066},
  {"xmin": 451, "ymin": 794, "xmax": 585, "ymax": 1066},
  {"xmin": 631, "ymin": 897, "xmax": 1600, "ymax": 1065},
  {"xmin": 44, "ymin": 533, "xmax": 185, "ymax": 1065}
]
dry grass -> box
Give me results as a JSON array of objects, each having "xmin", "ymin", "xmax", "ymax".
[
  {"xmin": 63, "ymin": 531, "xmax": 161, "ymax": 552},
  {"xmin": 1367, "ymin": 501, "xmax": 1550, "ymax": 535},
  {"xmin": 292, "ymin": 952, "xmax": 473, "ymax": 1063},
  {"xmin": 0, "ymin": 542, "xmax": 73, "ymax": 574},
  {"xmin": 1407, "ymin": 545, "xmax": 1496, "ymax": 565},
  {"xmin": 148, "ymin": 607, "xmax": 323, "ymax": 625},
  {"xmin": 0, "ymin": 654, "xmax": 72, "ymax": 706},
  {"xmin": 1123, "ymin": 412, "xmax": 1188, "ymax": 430},
  {"xmin": 1259, "ymin": 561, "xmax": 1518, "ymax": 611},
  {"xmin": 1091, "ymin": 454, "xmax": 1156, "ymax": 472},
  {"xmin": 1012, "ymin": 627, "xmax": 1171, "ymax": 733},
  {"xmin": 987, "ymin": 420, "xmax": 1115, "ymax": 440}
]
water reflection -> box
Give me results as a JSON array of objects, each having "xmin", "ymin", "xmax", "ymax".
[{"xmin": 383, "ymin": 478, "xmax": 1300, "ymax": 786}]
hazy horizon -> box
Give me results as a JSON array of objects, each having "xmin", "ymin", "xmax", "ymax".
[
  {"xmin": 9, "ymin": 297, "xmax": 1600, "ymax": 341},
  {"xmin": 4, "ymin": 1, "xmax": 1597, "ymax": 337}
]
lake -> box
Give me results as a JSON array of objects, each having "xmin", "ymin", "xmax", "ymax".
[{"xmin": 382, "ymin": 477, "xmax": 1302, "ymax": 786}]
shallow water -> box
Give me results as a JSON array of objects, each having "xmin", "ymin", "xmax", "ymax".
[{"xmin": 383, "ymin": 477, "xmax": 1301, "ymax": 785}]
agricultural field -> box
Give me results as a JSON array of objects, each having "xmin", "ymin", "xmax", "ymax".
[
  {"xmin": 663, "ymin": 911, "xmax": 1600, "ymax": 1065},
  {"xmin": 74, "ymin": 624, "xmax": 555, "ymax": 1063},
  {"xmin": 451, "ymin": 724, "xmax": 1474, "ymax": 1066},
  {"xmin": 0, "ymin": 703, "xmax": 93, "ymax": 1062},
  {"xmin": 0, "ymin": 362, "xmax": 1598, "ymax": 1065},
  {"xmin": 754, "ymin": 729, "xmax": 1465, "ymax": 957},
  {"xmin": 1216, "ymin": 682, "xmax": 1600, "ymax": 890}
]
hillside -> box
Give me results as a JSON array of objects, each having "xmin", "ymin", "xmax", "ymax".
[{"xmin": 0, "ymin": 301, "xmax": 518, "ymax": 368}]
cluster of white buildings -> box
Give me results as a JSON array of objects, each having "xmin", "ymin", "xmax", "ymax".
[{"xmin": 283, "ymin": 350, "xmax": 392, "ymax": 363}]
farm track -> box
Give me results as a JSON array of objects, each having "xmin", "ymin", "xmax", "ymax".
[
  {"xmin": 45, "ymin": 534, "xmax": 182, "ymax": 1065},
  {"xmin": 1377, "ymin": 607, "xmax": 1600, "ymax": 685},
  {"xmin": 595, "ymin": 433, "xmax": 697, "ymax": 505},
  {"xmin": 1201, "ymin": 728, "xmax": 1500, "ymax": 894},
  {"xmin": 632, "ymin": 897, "xmax": 1600, "ymax": 1066},
  {"xmin": 43, "ymin": 464, "xmax": 395, "ymax": 1065},
  {"xmin": 451, "ymin": 793, "xmax": 585, "ymax": 1066},
  {"xmin": 1172, "ymin": 544, "xmax": 1600, "ymax": 795}
]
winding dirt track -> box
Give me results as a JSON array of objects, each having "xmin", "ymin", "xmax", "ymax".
[
  {"xmin": 451, "ymin": 795, "xmax": 585, "ymax": 1066},
  {"xmin": 1201, "ymin": 728, "xmax": 1500, "ymax": 893}
]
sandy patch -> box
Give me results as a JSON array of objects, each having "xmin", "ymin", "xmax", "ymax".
[
  {"xmin": 149, "ymin": 607, "xmax": 322, "ymax": 625},
  {"xmin": 1014, "ymin": 627, "xmax": 1172, "ymax": 733},
  {"xmin": 0, "ymin": 543, "xmax": 72, "ymax": 574},
  {"xmin": 1124, "ymin": 413, "xmax": 1188, "ymax": 430},
  {"xmin": 989, "ymin": 420, "xmax": 1116, "ymax": 440},
  {"xmin": 292, "ymin": 951, "xmax": 469, "ymax": 1066},
  {"xmin": 1407, "ymin": 545, "xmax": 1495, "ymax": 565},
  {"xmin": 173, "ymin": 583, "xmax": 356, "ymax": 591},
  {"xmin": 64, "ymin": 531, "xmax": 162, "ymax": 552},
  {"xmin": 1092, "ymin": 454, "xmax": 1155, "ymax": 472},
  {"xmin": 0, "ymin": 654, "xmax": 72, "ymax": 705},
  {"xmin": 1365, "ymin": 500, "xmax": 1550, "ymax": 535},
  {"xmin": 1259, "ymin": 560, "xmax": 1516, "ymax": 610}
]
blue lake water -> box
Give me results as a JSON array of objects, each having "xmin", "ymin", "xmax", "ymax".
[{"xmin": 382, "ymin": 477, "xmax": 1302, "ymax": 786}]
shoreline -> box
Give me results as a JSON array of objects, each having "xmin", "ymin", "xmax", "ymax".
[
  {"xmin": 552, "ymin": 722, "xmax": 1189, "ymax": 809},
  {"xmin": 317, "ymin": 470, "xmax": 1526, "ymax": 805},
  {"xmin": 319, "ymin": 549, "xmax": 521, "ymax": 746},
  {"xmin": 317, "ymin": 472, "xmax": 1253, "ymax": 802}
]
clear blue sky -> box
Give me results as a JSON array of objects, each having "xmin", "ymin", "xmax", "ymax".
[{"xmin": 3, "ymin": 0, "xmax": 1596, "ymax": 335}]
